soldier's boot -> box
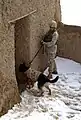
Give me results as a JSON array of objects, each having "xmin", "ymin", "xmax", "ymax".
[
  {"xmin": 52, "ymin": 70, "xmax": 58, "ymax": 74},
  {"xmin": 48, "ymin": 63, "xmax": 53, "ymax": 79},
  {"xmin": 52, "ymin": 60, "xmax": 58, "ymax": 74}
]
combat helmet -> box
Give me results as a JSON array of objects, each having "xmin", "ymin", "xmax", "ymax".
[{"xmin": 50, "ymin": 20, "xmax": 57, "ymax": 28}]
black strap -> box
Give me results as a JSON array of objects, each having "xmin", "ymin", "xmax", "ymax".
[{"xmin": 29, "ymin": 45, "xmax": 43, "ymax": 65}]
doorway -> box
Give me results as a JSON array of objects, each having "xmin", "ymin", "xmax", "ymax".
[{"xmin": 14, "ymin": 17, "xmax": 30, "ymax": 91}]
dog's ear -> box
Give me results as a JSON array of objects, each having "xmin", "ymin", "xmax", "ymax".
[
  {"xmin": 26, "ymin": 64, "xmax": 30, "ymax": 70},
  {"xmin": 25, "ymin": 62, "xmax": 31, "ymax": 70},
  {"xmin": 19, "ymin": 63, "xmax": 24, "ymax": 72},
  {"xmin": 19, "ymin": 62, "xmax": 30, "ymax": 72}
]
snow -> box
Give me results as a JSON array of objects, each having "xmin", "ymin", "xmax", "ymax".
[{"xmin": 0, "ymin": 57, "xmax": 81, "ymax": 120}]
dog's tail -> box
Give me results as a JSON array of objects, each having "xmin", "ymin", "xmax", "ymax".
[{"xmin": 49, "ymin": 76, "xmax": 59, "ymax": 83}]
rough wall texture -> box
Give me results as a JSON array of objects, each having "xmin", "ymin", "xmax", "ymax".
[
  {"xmin": 0, "ymin": 0, "xmax": 20, "ymax": 115},
  {"xmin": 0, "ymin": 21, "xmax": 20, "ymax": 116},
  {"xmin": 57, "ymin": 23, "xmax": 81, "ymax": 63},
  {"xmin": 0, "ymin": 0, "xmax": 61, "ymax": 115},
  {"xmin": 0, "ymin": 71, "xmax": 20, "ymax": 116}
]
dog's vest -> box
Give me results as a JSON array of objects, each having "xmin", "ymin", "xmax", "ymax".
[{"xmin": 24, "ymin": 68, "xmax": 41, "ymax": 82}]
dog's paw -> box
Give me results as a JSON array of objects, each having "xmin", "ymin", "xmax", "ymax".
[
  {"xmin": 48, "ymin": 92, "xmax": 51, "ymax": 95},
  {"xmin": 36, "ymin": 93, "xmax": 44, "ymax": 97}
]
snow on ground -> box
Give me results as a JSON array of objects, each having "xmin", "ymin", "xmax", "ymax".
[{"xmin": 0, "ymin": 57, "xmax": 81, "ymax": 120}]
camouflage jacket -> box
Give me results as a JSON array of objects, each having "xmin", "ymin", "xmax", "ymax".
[
  {"xmin": 43, "ymin": 31, "xmax": 58, "ymax": 47},
  {"xmin": 42, "ymin": 30, "xmax": 58, "ymax": 57}
]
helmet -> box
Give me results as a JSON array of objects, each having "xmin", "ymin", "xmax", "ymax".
[{"xmin": 50, "ymin": 20, "xmax": 57, "ymax": 28}]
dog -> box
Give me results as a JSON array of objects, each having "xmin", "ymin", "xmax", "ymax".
[{"xmin": 19, "ymin": 63, "xmax": 59, "ymax": 96}]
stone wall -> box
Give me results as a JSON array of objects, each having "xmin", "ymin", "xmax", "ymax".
[
  {"xmin": 0, "ymin": 10, "xmax": 20, "ymax": 116},
  {"xmin": 57, "ymin": 23, "xmax": 81, "ymax": 63},
  {"xmin": 0, "ymin": 0, "xmax": 61, "ymax": 115},
  {"xmin": 0, "ymin": 71, "xmax": 20, "ymax": 116}
]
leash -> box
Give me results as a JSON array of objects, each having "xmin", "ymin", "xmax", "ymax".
[{"xmin": 29, "ymin": 44, "xmax": 43, "ymax": 65}]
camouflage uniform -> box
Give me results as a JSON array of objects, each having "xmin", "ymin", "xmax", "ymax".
[{"xmin": 42, "ymin": 20, "xmax": 58, "ymax": 78}]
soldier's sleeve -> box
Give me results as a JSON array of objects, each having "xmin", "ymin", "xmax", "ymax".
[{"xmin": 52, "ymin": 31, "xmax": 58, "ymax": 45}]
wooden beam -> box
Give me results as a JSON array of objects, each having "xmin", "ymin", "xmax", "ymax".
[{"xmin": 8, "ymin": 9, "xmax": 37, "ymax": 24}]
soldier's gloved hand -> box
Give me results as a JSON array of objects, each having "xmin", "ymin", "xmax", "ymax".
[{"xmin": 40, "ymin": 40, "xmax": 44, "ymax": 45}]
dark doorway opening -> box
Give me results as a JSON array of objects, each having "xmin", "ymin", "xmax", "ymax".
[{"xmin": 14, "ymin": 17, "xmax": 30, "ymax": 92}]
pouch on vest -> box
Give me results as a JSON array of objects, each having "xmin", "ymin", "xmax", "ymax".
[{"xmin": 43, "ymin": 29, "xmax": 54, "ymax": 42}]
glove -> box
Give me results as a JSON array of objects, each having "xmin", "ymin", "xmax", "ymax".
[{"xmin": 40, "ymin": 40, "xmax": 44, "ymax": 45}]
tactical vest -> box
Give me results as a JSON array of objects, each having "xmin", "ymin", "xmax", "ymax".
[{"xmin": 43, "ymin": 29, "xmax": 55, "ymax": 42}]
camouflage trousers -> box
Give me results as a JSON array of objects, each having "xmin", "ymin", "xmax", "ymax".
[
  {"xmin": 45, "ymin": 45, "xmax": 57, "ymax": 78},
  {"xmin": 48, "ymin": 59, "xmax": 57, "ymax": 76}
]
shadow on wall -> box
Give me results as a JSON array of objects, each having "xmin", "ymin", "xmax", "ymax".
[
  {"xmin": 57, "ymin": 22, "xmax": 81, "ymax": 63},
  {"xmin": 14, "ymin": 16, "xmax": 30, "ymax": 89}
]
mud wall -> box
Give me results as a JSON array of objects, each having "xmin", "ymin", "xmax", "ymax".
[
  {"xmin": 0, "ymin": 7, "xmax": 20, "ymax": 117},
  {"xmin": 57, "ymin": 23, "xmax": 81, "ymax": 63}
]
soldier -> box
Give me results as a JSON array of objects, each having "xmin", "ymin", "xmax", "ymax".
[{"xmin": 41, "ymin": 20, "xmax": 58, "ymax": 79}]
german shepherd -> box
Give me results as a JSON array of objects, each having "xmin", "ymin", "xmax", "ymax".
[{"xmin": 19, "ymin": 63, "xmax": 59, "ymax": 96}]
